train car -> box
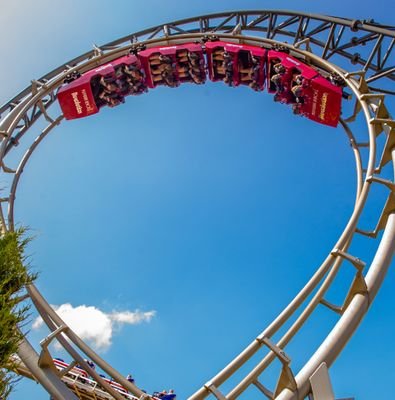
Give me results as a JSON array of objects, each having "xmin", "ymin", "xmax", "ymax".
[
  {"xmin": 53, "ymin": 358, "xmax": 130, "ymax": 395},
  {"xmin": 53, "ymin": 358, "xmax": 89, "ymax": 379},
  {"xmin": 267, "ymin": 50, "xmax": 317, "ymax": 97},
  {"xmin": 205, "ymin": 41, "xmax": 266, "ymax": 90},
  {"xmin": 138, "ymin": 43, "xmax": 206, "ymax": 88},
  {"xmin": 267, "ymin": 49, "xmax": 342, "ymax": 127},
  {"xmin": 293, "ymin": 75, "xmax": 343, "ymax": 127},
  {"xmin": 153, "ymin": 391, "xmax": 176, "ymax": 400},
  {"xmin": 57, "ymin": 54, "xmax": 147, "ymax": 120},
  {"xmin": 100, "ymin": 375, "xmax": 128, "ymax": 394},
  {"xmin": 58, "ymin": 42, "xmax": 342, "ymax": 127}
]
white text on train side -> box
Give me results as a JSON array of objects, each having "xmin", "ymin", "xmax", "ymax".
[
  {"xmin": 311, "ymin": 89, "xmax": 319, "ymax": 117},
  {"xmin": 285, "ymin": 57, "xmax": 301, "ymax": 66},
  {"xmin": 95, "ymin": 64, "xmax": 113, "ymax": 72},
  {"xmin": 81, "ymin": 89, "xmax": 94, "ymax": 112},
  {"xmin": 226, "ymin": 44, "xmax": 243, "ymax": 48},
  {"xmin": 71, "ymin": 92, "xmax": 83, "ymax": 114},
  {"xmin": 319, "ymin": 92, "xmax": 328, "ymax": 120}
]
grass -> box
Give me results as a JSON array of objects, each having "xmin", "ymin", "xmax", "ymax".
[{"xmin": 0, "ymin": 228, "xmax": 36, "ymax": 399}]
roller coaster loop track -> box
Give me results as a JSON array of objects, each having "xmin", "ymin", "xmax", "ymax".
[{"xmin": 1, "ymin": 10, "xmax": 395, "ymax": 400}]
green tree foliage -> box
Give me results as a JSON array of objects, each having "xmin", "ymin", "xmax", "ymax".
[{"xmin": 0, "ymin": 229, "xmax": 36, "ymax": 399}]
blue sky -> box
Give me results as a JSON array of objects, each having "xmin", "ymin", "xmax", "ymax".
[{"xmin": 1, "ymin": 1, "xmax": 394, "ymax": 399}]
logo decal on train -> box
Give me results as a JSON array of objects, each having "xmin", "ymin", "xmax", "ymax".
[
  {"xmin": 71, "ymin": 92, "xmax": 83, "ymax": 114},
  {"xmin": 319, "ymin": 92, "xmax": 329, "ymax": 121}
]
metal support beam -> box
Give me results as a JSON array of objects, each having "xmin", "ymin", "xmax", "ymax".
[
  {"xmin": 18, "ymin": 338, "xmax": 78, "ymax": 400},
  {"xmin": 309, "ymin": 363, "xmax": 335, "ymax": 400}
]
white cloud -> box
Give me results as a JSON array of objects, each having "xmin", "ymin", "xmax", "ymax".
[
  {"xmin": 32, "ymin": 303, "xmax": 156, "ymax": 351},
  {"xmin": 110, "ymin": 310, "xmax": 156, "ymax": 325}
]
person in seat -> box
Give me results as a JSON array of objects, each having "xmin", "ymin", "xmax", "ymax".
[
  {"xmin": 188, "ymin": 51, "xmax": 201, "ymax": 67},
  {"xmin": 98, "ymin": 72, "xmax": 125, "ymax": 106},
  {"xmin": 248, "ymin": 56, "xmax": 261, "ymax": 90},
  {"xmin": 212, "ymin": 48, "xmax": 225, "ymax": 61},
  {"xmin": 100, "ymin": 75, "xmax": 118, "ymax": 92},
  {"xmin": 124, "ymin": 64, "xmax": 143, "ymax": 80},
  {"xmin": 211, "ymin": 48, "xmax": 226, "ymax": 79},
  {"xmin": 222, "ymin": 51, "xmax": 233, "ymax": 86},
  {"xmin": 85, "ymin": 359, "xmax": 95, "ymax": 370},
  {"xmin": 273, "ymin": 91, "xmax": 293, "ymax": 104},
  {"xmin": 292, "ymin": 103, "xmax": 303, "ymax": 115},
  {"xmin": 273, "ymin": 62, "xmax": 285, "ymax": 74},
  {"xmin": 190, "ymin": 70, "xmax": 204, "ymax": 84},
  {"xmin": 154, "ymin": 389, "xmax": 176, "ymax": 399},
  {"xmin": 161, "ymin": 65, "xmax": 178, "ymax": 87},
  {"xmin": 270, "ymin": 73, "xmax": 284, "ymax": 93},
  {"xmin": 98, "ymin": 90, "xmax": 125, "ymax": 107},
  {"xmin": 291, "ymin": 84, "xmax": 304, "ymax": 103},
  {"xmin": 150, "ymin": 54, "xmax": 178, "ymax": 87},
  {"xmin": 126, "ymin": 76, "xmax": 146, "ymax": 93},
  {"xmin": 158, "ymin": 54, "xmax": 173, "ymax": 65},
  {"xmin": 270, "ymin": 60, "xmax": 286, "ymax": 93},
  {"xmin": 162, "ymin": 389, "xmax": 176, "ymax": 399},
  {"xmin": 292, "ymin": 73, "xmax": 303, "ymax": 86},
  {"xmin": 123, "ymin": 64, "xmax": 146, "ymax": 94},
  {"xmin": 114, "ymin": 66, "xmax": 129, "ymax": 93},
  {"xmin": 273, "ymin": 93, "xmax": 282, "ymax": 102},
  {"xmin": 176, "ymin": 49, "xmax": 189, "ymax": 63},
  {"xmin": 148, "ymin": 53, "xmax": 163, "ymax": 66},
  {"xmin": 185, "ymin": 51, "xmax": 204, "ymax": 84}
]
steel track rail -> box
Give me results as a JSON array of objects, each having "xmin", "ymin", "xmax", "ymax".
[{"xmin": 0, "ymin": 11, "xmax": 394, "ymax": 400}]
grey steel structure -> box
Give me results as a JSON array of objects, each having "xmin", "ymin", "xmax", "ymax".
[{"xmin": 0, "ymin": 10, "xmax": 394, "ymax": 400}]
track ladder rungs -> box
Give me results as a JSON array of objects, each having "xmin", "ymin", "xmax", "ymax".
[
  {"xmin": 204, "ymin": 383, "xmax": 227, "ymax": 400},
  {"xmin": 38, "ymin": 324, "xmax": 68, "ymax": 368},
  {"xmin": 366, "ymin": 175, "xmax": 395, "ymax": 191},
  {"xmin": 331, "ymin": 249, "xmax": 366, "ymax": 271}
]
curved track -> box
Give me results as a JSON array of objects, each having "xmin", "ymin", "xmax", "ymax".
[{"xmin": 1, "ymin": 10, "xmax": 395, "ymax": 400}]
